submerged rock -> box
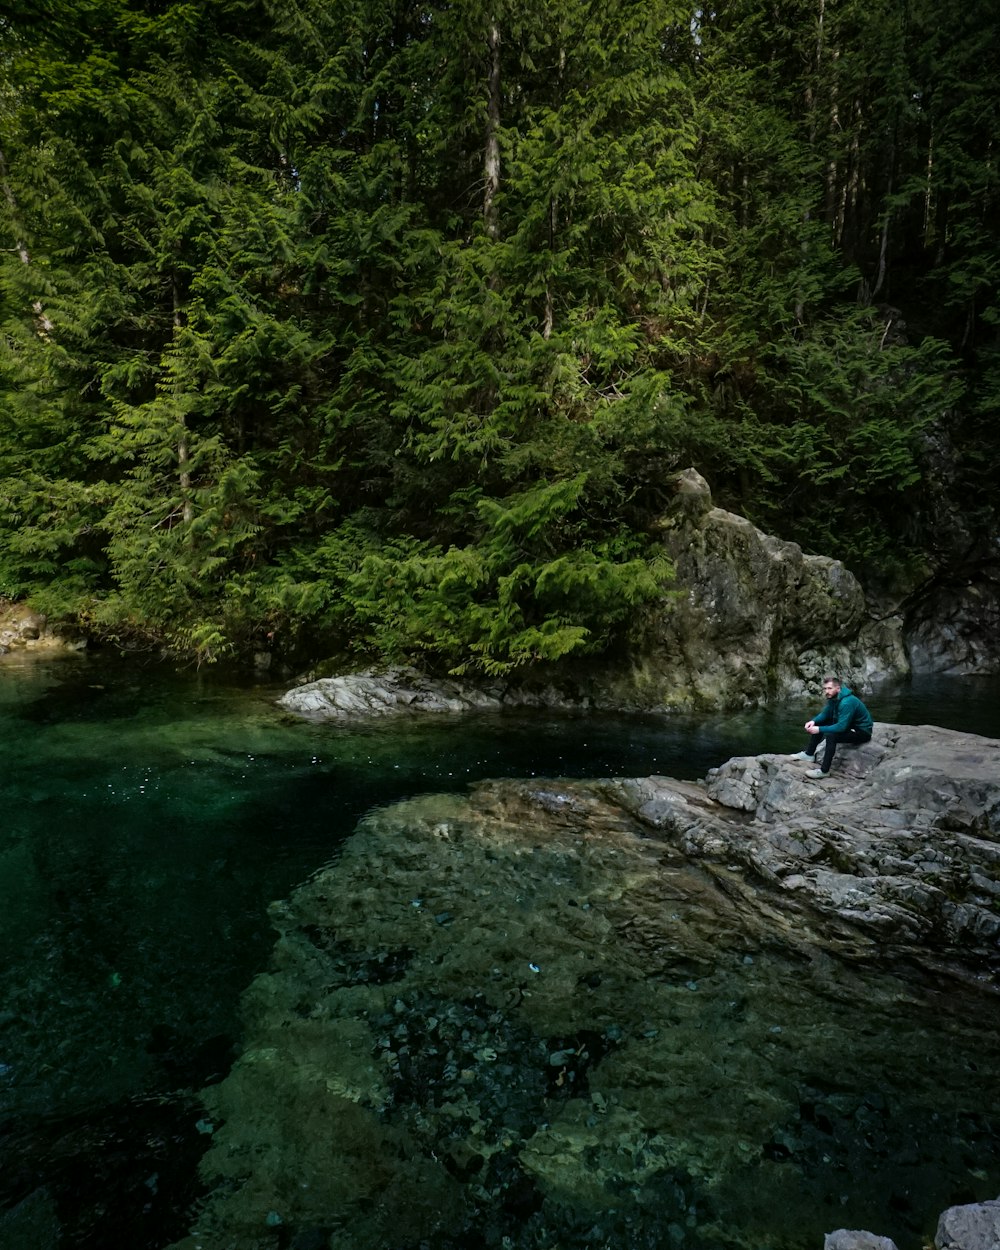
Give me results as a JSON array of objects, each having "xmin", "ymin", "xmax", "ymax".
[{"xmin": 173, "ymin": 721, "xmax": 1000, "ymax": 1250}]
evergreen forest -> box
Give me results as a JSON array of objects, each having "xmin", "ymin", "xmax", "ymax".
[{"xmin": 1, "ymin": 0, "xmax": 998, "ymax": 670}]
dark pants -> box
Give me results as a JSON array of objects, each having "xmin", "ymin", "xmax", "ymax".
[{"xmin": 805, "ymin": 728, "xmax": 872, "ymax": 773}]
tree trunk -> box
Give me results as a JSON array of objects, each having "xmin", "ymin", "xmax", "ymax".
[
  {"xmin": 542, "ymin": 43, "xmax": 566, "ymax": 338},
  {"xmin": 923, "ymin": 124, "xmax": 935, "ymax": 249},
  {"xmin": 1, "ymin": 145, "xmax": 53, "ymax": 335},
  {"xmin": 543, "ymin": 194, "xmax": 556, "ymax": 339},
  {"xmin": 870, "ymin": 163, "xmax": 893, "ymax": 301},
  {"xmin": 0, "ymin": 147, "xmax": 30, "ymax": 266},
  {"xmin": 484, "ymin": 19, "xmax": 501, "ymax": 240},
  {"xmin": 824, "ymin": 46, "xmax": 840, "ymax": 233},
  {"xmin": 796, "ymin": 0, "xmax": 826, "ymax": 324},
  {"xmin": 172, "ymin": 275, "xmax": 194, "ymax": 525}
]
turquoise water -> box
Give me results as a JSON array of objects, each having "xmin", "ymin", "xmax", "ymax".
[{"xmin": 0, "ymin": 654, "xmax": 998, "ymax": 1249}]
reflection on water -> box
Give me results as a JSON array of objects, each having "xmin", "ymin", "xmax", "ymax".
[
  {"xmin": 873, "ymin": 672, "xmax": 1000, "ymax": 740},
  {"xmin": 0, "ymin": 653, "xmax": 998, "ymax": 1250}
]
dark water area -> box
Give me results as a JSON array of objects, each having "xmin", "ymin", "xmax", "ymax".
[{"xmin": 0, "ymin": 654, "xmax": 998, "ymax": 1250}]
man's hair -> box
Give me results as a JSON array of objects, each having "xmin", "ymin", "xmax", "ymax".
[{"xmin": 822, "ymin": 675, "xmax": 841, "ymax": 685}]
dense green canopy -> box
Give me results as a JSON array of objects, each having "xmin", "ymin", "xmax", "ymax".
[{"xmin": 1, "ymin": 0, "xmax": 997, "ymax": 667}]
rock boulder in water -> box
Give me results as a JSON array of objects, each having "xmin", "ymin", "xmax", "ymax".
[
  {"xmin": 935, "ymin": 1198, "xmax": 1000, "ymax": 1250},
  {"xmin": 824, "ymin": 1232, "xmax": 900, "ymax": 1250},
  {"xmin": 277, "ymin": 665, "xmax": 507, "ymax": 720}
]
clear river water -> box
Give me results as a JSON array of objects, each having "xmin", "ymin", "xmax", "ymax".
[{"xmin": 0, "ymin": 653, "xmax": 998, "ymax": 1250}]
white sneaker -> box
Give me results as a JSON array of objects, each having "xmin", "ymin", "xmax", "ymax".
[
  {"xmin": 788, "ymin": 751, "xmax": 813, "ymax": 761},
  {"xmin": 805, "ymin": 768, "xmax": 829, "ymax": 779}
]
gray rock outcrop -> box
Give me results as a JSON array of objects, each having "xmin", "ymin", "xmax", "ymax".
[
  {"xmin": 277, "ymin": 663, "xmax": 610, "ymax": 721},
  {"xmin": 613, "ymin": 722, "xmax": 1000, "ymax": 969},
  {"xmin": 904, "ymin": 564, "xmax": 1000, "ymax": 676},
  {"xmin": 277, "ymin": 665, "xmax": 507, "ymax": 720},
  {"xmin": 0, "ymin": 599, "xmax": 85, "ymax": 656},
  {"xmin": 636, "ymin": 469, "xmax": 907, "ymax": 708},
  {"xmin": 824, "ymin": 1198, "xmax": 1000, "ymax": 1250},
  {"xmin": 935, "ymin": 1198, "xmax": 1000, "ymax": 1250}
]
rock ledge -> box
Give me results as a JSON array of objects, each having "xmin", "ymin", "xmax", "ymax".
[{"xmin": 613, "ymin": 721, "xmax": 1000, "ymax": 971}]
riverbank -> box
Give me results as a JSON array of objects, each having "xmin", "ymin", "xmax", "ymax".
[{"xmin": 0, "ymin": 598, "xmax": 84, "ymax": 655}]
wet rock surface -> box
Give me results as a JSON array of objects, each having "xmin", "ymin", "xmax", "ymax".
[
  {"xmin": 0, "ymin": 599, "xmax": 84, "ymax": 656},
  {"xmin": 172, "ymin": 723, "xmax": 1000, "ymax": 1250}
]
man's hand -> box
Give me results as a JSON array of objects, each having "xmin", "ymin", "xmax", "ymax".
[{"xmin": 805, "ymin": 721, "xmax": 820, "ymax": 735}]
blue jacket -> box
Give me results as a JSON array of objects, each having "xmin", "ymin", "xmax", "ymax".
[{"xmin": 814, "ymin": 685, "xmax": 873, "ymax": 735}]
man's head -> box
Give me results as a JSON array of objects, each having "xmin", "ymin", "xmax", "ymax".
[{"xmin": 822, "ymin": 677, "xmax": 842, "ymax": 699}]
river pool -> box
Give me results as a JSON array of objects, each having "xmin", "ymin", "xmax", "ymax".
[{"xmin": 1, "ymin": 654, "xmax": 998, "ymax": 1249}]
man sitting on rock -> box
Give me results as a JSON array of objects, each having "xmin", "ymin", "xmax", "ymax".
[{"xmin": 789, "ymin": 676, "xmax": 873, "ymax": 779}]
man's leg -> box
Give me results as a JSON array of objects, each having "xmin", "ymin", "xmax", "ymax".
[
  {"xmin": 803, "ymin": 732, "xmax": 842, "ymax": 774},
  {"xmin": 789, "ymin": 737, "xmax": 820, "ymax": 761},
  {"xmin": 811, "ymin": 729, "xmax": 871, "ymax": 775},
  {"xmin": 817, "ymin": 732, "xmax": 838, "ymax": 774}
]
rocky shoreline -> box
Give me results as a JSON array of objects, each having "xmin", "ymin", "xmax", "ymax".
[
  {"xmin": 615, "ymin": 721, "xmax": 1000, "ymax": 977},
  {"xmin": 172, "ymin": 720, "xmax": 1000, "ymax": 1250},
  {"xmin": 0, "ymin": 599, "xmax": 83, "ymax": 656},
  {"xmin": 6, "ymin": 469, "xmax": 1000, "ymax": 698}
]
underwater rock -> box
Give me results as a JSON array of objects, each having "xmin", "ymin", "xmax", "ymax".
[
  {"xmin": 173, "ymin": 721, "xmax": 1000, "ymax": 1250},
  {"xmin": 0, "ymin": 1186, "xmax": 62, "ymax": 1250}
]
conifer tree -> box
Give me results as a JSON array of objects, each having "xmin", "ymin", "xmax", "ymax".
[{"xmin": 1, "ymin": 0, "xmax": 997, "ymax": 664}]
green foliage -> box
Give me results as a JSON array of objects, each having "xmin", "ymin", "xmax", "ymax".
[
  {"xmin": 0, "ymin": 0, "xmax": 997, "ymax": 665},
  {"xmin": 733, "ymin": 312, "xmax": 964, "ymax": 569},
  {"xmin": 288, "ymin": 480, "xmax": 669, "ymax": 676}
]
